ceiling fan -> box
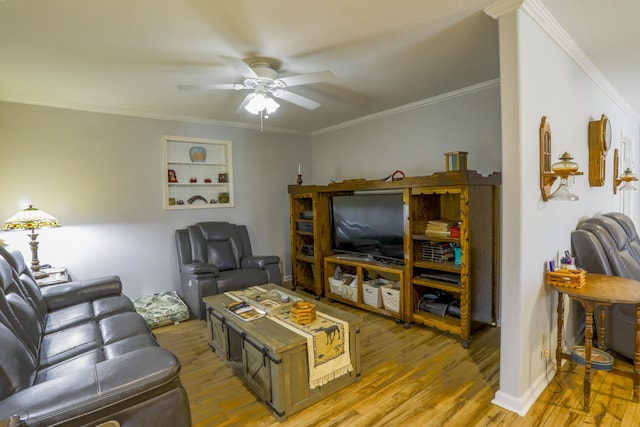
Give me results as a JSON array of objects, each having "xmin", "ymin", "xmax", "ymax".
[{"xmin": 177, "ymin": 56, "xmax": 336, "ymax": 118}]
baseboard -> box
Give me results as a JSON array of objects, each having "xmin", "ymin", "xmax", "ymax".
[{"xmin": 492, "ymin": 358, "xmax": 557, "ymax": 416}]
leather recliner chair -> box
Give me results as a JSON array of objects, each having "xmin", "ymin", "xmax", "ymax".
[
  {"xmin": 175, "ymin": 221, "xmax": 281, "ymax": 319},
  {"xmin": 571, "ymin": 212, "xmax": 640, "ymax": 360}
]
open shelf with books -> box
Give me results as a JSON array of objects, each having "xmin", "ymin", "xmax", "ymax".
[{"xmin": 408, "ymin": 184, "xmax": 497, "ymax": 347}]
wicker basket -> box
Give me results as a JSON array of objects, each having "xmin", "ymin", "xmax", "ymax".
[
  {"xmin": 546, "ymin": 268, "xmax": 586, "ymax": 289},
  {"xmin": 381, "ymin": 282, "xmax": 401, "ymax": 313},
  {"xmin": 290, "ymin": 301, "xmax": 316, "ymax": 325}
]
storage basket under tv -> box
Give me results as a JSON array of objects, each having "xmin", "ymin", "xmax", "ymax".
[
  {"xmin": 381, "ymin": 282, "xmax": 401, "ymax": 313},
  {"xmin": 328, "ymin": 274, "xmax": 358, "ymax": 302},
  {"xmin": 362, "ymin": 278, "xmax": 389, "ymax": 308}
]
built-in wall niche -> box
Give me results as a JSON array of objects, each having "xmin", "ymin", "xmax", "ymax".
[{"xmin": 162, "ymin": 136, "xmax": 233, "ymax": 210}]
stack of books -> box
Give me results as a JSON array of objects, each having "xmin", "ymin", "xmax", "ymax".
[
  {"xmin": 421, "ymin": 241, "xmax": 455, "ymax": 262},
  {"xmin": 425, "ymin": 219, "xmax": 460, "ymax": 238}
]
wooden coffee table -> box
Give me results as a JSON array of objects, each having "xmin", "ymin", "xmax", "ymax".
[{"xmin": 203, "ymin": 284, "xmax": 362, "ymax": 421}]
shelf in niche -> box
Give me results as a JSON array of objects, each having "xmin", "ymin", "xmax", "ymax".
[
  {"xmin": 162, "ymin": 135, "xmax": 233, "ymax": 210},
  {"xmin": 167, "ymin": 161, "xmax": 227, "ymax": 166}
]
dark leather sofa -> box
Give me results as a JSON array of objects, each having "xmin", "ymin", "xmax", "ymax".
[
  {"xmin": 0, "ymin": 246, "xmax": 191, "ymax": 426},
  {"xmin": 571, "ymin": 212, "xmax": 640, "ymax": 360},
  {"xmin": 175, "ymin": 221, "xmax": 282, "ymax": 319}
]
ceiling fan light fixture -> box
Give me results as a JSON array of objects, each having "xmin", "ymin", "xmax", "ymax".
[
  {"xmin": 244, "ymin": 91, "xmax": 279, "ymax": 116},
  {"xmin": 264, "ymin": 97, "xmax": 280, "ymax": 115}
]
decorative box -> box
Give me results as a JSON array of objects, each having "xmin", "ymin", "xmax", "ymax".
[{"xmin": 290, "ymin": 301, "xmax": 316, "ymax": 325}]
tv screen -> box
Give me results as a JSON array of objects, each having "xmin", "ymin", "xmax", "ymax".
[{"xmin": 330, "ymin": 193, "xmax": 405, "ymax": 263}]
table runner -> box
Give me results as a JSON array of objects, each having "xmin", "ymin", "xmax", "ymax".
[{"xmin": 227, "ymin": 287, "xmax": 352, "ymax": 389}]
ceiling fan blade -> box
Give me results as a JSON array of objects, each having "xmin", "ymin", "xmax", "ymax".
[
  {"xmin": 177, "ymin": 83, "xmax": 243, "ymax": 91},
  {"xmin": 273, "ymin": 90, "xmax": 321, "ymax": 110},
  {"xmin": 221, "ymin": 55, "xmax": 258, "ymax": 78},
  {"xmin": 278, "ymin": 70, "xmax": 336, "ymax": 87}
]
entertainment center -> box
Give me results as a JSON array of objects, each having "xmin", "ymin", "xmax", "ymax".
[{"xmin": 288, "ymin": 170, "xmax": 500, "ymax": 346}]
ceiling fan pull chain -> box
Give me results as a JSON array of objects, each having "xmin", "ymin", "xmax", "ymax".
[{"xmin": 260, "ymin": 110, "xmax": 264, "ymax": 132}]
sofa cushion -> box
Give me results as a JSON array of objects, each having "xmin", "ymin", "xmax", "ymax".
[
  {"xmin": 92, "ymin": 294, "xmax": 136, "ymax": 318},
  {"xmin": 38, "ymin": 322, "xmax": 101, "ymax": 368},
  {"xmin": 98, "ymin": 311, "xmax": 152, "ymax": 345},
  {"xmin": 35, "ymin": 349, "xmax": 104, "ymax": 383},
  {"xmin": 44, "ymin": 302, "xmax": 93, "ymax": 334}
]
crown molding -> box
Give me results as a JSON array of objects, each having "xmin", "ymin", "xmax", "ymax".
[
  {"xmin": 2, "ymin": 80, "xmax": 502, "ymax": 138},
  {"xmin": 311, "ymin": 78, "xmax": 501, "ymax": 136},
  {"xmin": 484, "ymin": 0, "xmax": 640, "ymax": 122},
  {"xmin": 484, "ymin": 0, "xmax": 524, "ymax": 19},
  {"xmin": 0, "ymin": 95, "xmax": 311, "ymax": 136}
]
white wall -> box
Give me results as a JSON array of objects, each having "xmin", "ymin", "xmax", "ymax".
[
  {"xmin": 492, "ymin": 3, "xmax": 640, "ymax": 416},
  {"xmin": 0, "ymin": 102, "xmax": 311, "ymax": 298},
  {"xmin": 310, "ymin": 85, "xmax": 502, "ymax": 184}
]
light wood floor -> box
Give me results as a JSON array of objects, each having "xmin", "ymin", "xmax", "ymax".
[{"xmin": 155, "ymin": 298, "xmax": 640, "ymax": 426}]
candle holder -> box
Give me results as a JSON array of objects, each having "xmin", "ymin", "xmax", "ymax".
[{"xmin": 296, "ymin": 174, "xmax": 303, "ymax": 185}]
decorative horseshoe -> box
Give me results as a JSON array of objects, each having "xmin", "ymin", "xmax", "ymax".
[{"xmin": 187, "ymin": 195, "xmax": 208, "ymax": 204}]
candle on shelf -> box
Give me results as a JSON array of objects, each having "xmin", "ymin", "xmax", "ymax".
[{"xmin": 298, "ymin": 163, "xmax": 301, "ymax": 174}]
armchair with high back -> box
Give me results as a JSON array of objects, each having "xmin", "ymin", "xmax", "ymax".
[
  {"xmin": 175, "ymin": 221, "xmax": 282, "ymax": 319},
  {"xmin": 571, "ymin": 212, "xmax": 640, "ymax": 360}
]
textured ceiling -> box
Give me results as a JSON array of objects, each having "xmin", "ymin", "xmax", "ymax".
[{"xmin": 0, "ymin": 0, "xmax": 637, "ymax": 133}]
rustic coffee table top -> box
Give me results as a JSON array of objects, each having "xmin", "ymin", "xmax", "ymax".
[{"xmin": 203, "ymin": 283, "xmax": 362, "ymax": 354}]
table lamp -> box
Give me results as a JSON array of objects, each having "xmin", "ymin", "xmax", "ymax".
[{"xmin": 2, "ymin": 205, "xmax": 60, "ymax": 277}]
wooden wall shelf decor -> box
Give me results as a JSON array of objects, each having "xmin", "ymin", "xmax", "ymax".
[
  {"xmin": 539, "ymin": 116, "xmax": 584, "ymax": 201},
  {"xmin": 588, "ymin": 114, "xmax": 611, "ymax": 187}
]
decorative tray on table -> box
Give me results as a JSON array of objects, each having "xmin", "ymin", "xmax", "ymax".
[{"xmin": 241, "ymin": 289, "xmax": 303, "ymax": 315}]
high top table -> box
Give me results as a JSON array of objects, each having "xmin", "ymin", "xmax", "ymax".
[{"xmin": 550, "ymin": 273, "xmax": 640, "ymax": 412}]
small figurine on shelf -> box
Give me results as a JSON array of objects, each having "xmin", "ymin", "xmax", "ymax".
[
  {"xmin": 189, "ymin": 177, "xmax": 197, "ymax": 183},
  {"xmin": 168, "ymin": 169, "xmax": 178, "ymax": 183},
  {"xmin": 204, "ymin": 178, "xmax": 212, "ymax": 183}
]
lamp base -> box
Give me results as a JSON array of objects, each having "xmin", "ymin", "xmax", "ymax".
[{"xmin": 32, "ymin": 270, "xmax": 48, "ymax": 279}]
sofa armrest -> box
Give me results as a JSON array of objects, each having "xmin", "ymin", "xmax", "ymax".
[
  {"xmin": 180, "ymin": 262, "xmax": 219, "ymax": 276},
  {"xmin": 241, "ymin": 255, "xmax": 280, "ymax": 270},
  {"xmin": 41, "ymin": 275, "xmax": 122, "ymax": 311},
  {"xmin": 0, "ymin": 347, "xmax": 182, "ymax": 425}
]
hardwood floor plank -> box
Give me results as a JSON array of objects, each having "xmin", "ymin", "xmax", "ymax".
[{"xmin": 155, "ymin": 300, "xmax": 640, "ymax": 426}]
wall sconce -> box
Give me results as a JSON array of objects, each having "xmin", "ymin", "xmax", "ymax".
[
  {"xmin": 613, "ymin": 148, "xmax": 637, "ymax": 194},
  {"xmin": 539, "ymin": 116, "xmax": 584, "ymax": 201}
]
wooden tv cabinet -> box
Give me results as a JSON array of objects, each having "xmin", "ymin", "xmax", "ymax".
[{"xmin": 288, "ymin": 170, "xmax": 500, "ymax": 346}]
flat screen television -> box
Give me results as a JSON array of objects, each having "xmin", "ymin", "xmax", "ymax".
[{"xmin": 330, "ymin": 192, "xmax": 405, "ymax": 264}]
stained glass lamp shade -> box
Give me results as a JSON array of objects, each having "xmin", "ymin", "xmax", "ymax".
[{"xmin": 2, "ymin": 205, "xmax": 60, "ymax": 273}]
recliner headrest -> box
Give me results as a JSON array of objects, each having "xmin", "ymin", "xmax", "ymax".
[
  {"xmin": 0, "ymin": 246, "xmax": 26, "ymax": 276},
  {"xmin": 197, "ymin": 222, "xmax": 232, "ymax": 241},
  {"xmin": 579, "ymin": 215, "xmax": 627, "ymax": 251},
  {"xmin": 604, "ymin": 212, "xmax": 638, "ymax": 240}
]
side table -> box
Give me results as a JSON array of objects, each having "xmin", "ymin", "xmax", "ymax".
[
  {"xmin": 35, "ymin": 267, "xmax": 68, "ymax": 286},
  {"xmin": 550, "ymin": 273, "xmax": 640, "ymax": 412}
]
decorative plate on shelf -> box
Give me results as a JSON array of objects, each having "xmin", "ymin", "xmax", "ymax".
[{"xmin": 189, "ymin": 146, "xmax": 207, "ymax": 162}]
